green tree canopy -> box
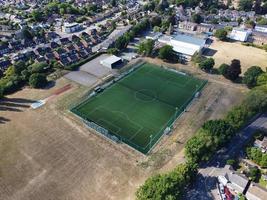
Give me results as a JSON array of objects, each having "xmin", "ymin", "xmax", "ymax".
[
  {"xmin": 239, "ymin": 0, "xmax": 253, "ymax": 11},
  {"xmin": 198, "ymin": 58, "xmax": 215, "ymax": 71},
  {"xmin": 191, "ymin": 13, "xmax": 203, "ymax": 24},
  {"xmin": 243, "ymin": 66, "xmax": 263, "ymax": 88},
  {"xmin": 218, "ymin": 63, "xmax": 230, "ymax": 76},
  {"xmin": 225, "ymin": 59, "xmax": 242, "ymax": 81},
  {"xmin": 214, "ymin": 29, "xmax": 228, "ymax": 41},
  {"xmin": 159, "ymin": 45, "xmax": 175, "ymax": 61},
  {"xmin": 29, "ymin": 73, "xmax": 47, "ymax": 88},
  {"xmin": 138, "ymin": 39, "xmax": 155, "ymax": 56},
  {"xmin": 136, "ymin": 162, "xmax": 197, "ymax": 200}
]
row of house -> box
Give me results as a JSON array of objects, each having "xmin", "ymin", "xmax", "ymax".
[
  {"xmin": 0, "ymin": 31, "xmax": 60, "ymax": 57},
  {"xmin": 0, "ymin": 28, "xmax": 105, "ymax": 75},
  {"xmin": 218, "ymin": 165, "xmax": 267, "ymax": 200}
]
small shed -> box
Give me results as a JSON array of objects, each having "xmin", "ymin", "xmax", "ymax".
[{"xmin": 100, "ymin": 55, "xmax": 122, "ymax": 69}]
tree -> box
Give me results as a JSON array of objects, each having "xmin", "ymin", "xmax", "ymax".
[
  {"xmin": 258, "ymin": 18, "xmax": 267, "ymax": 25},
  {"xmin": 136, "ymin": 163, "xmax": 197, "ymax": 200},
  {"xmin": 198, "ymin": 58, "xmax": 215, "ymax": 71},
  {"xmin": 107, "ymin": 48, "xmax": 119, "ymax": 55},
  {"xmin": 29, "ymin": 73, "xmax": 47, "ymax": 88},
  {"xmin": 239, "ymin": 0, "xmax": 253, "ymax": 11},
  {"xmin": 191, "ymin": 13, "xmax": 203, "ymax": 24},
  {"xmin": 138, "ymin": 39, "xmax": 155, "ymax": 56},
  {"xmin": 226, "ymin": 159, "xmax": 237, "ymax": 169},
  {"xmin": 158, "ymin": 45, "xmax": 175, "ymax": 61},
  {"xmin": 150, "ymin": 16, "xmax": 162, "ymax": 27},
  {"xmin": 28, "ymin": 62, "xmax": 49, "ymax": 74},
  {"xmin": 260, "ymin": 154, "xmax": 267, "ymax": 168},
  {"xmin": 214, "ymin": 29, "xmax": 228, "ymax": 41},
  {"xmin": 22, "ymin": 27, "xmax": 34, "ymax": 40},
  {"xmin": 153, "ymin": 26, "xmax": 161, "ymax": 32},
  {"xmin": 248, "ymin": 167, "xmax": 261, "ymax": 182},
  {"xmin": 225, "ymin": 59, "xmax": 241, "ymax": 81},
  {"xmin": 218, "ymin": 63, "xmax": 229, "ymax": 76},
  {"xmin": 31, "ymin": 10, "xmax": 44, "ymax": 22},
  {"xmin": 0, "ymin": 86, "xmax": 3, "ymax": 98},
  {"xmin": 243, "ymin": 66, "xmax": 263, "ymax": 88},
  {"xmin": 257, "ymin": 73, "xmax": 267, "ymax": 86},
  {"xmin": 245, "ymin": 19, "xmax": 255, "ymax": 28}
]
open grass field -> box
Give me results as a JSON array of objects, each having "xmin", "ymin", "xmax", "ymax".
[
  {"xmin": 72, "ymin": 63, "xmax": 206, "ymax": 154},
  {"xmin": 208, "ymin": 40, "xmax": 267, "ymax": 74}
]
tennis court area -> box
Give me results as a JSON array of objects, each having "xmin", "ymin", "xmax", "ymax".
[{"xmin": 71, "ymin": 63, "xmax": 207, "ymax": 154}]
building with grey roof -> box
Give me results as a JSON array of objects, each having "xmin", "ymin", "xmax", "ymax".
[{"xmin": 158, "ymin": 33, "xmax": 206, "ymax": 56}]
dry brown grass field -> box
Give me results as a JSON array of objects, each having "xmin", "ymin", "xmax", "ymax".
[
  {"xmin": 207, "ymin": 39, "xmax": 267, "ymax": 74},
  {"xmin": 0, "ymin": 60, "xmax": 247, "ymax": 200}
]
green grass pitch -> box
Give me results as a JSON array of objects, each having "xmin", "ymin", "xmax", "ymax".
[{"xmin": 71, "ymin": 63, "xmax": 207, "ymax": 154}]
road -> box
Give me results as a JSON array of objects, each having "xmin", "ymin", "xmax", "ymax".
[{"xmin": 186, "ymin": 113, "xmax": 267, "ymax": 200}]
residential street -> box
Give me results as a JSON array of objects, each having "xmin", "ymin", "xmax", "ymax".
[{"xmin": 186, "ymin": 114, "xmax": 267, "ymax": 200}]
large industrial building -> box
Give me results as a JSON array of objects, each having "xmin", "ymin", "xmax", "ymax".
[{"xmin": 158, "ymin": 33, "xmax": 207, "ymax": 57}]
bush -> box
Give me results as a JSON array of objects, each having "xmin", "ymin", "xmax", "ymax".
[
  {"xmin": 214, "ymin": 29, "xmax": 228, "ymax": 41},
  {"xmin": 198, "ymin": 58, "xmax": 215, "ymax": 72},
  {"xmin": 29, "ymin": 73, "xmax": 47, "ymax": 88},
  {"xmin": 243, "ymin": 66, "xmax": 264, "ymax": 88},
  {"xmin": 218, "ymin": 63, "xmax": 229, "ymax": 76}
]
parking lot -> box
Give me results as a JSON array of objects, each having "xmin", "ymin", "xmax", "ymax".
[{"xmin": 64, "ymin": 54, "xmax": 114, "ymax": 87}]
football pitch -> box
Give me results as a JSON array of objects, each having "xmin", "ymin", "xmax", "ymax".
[{"xmin": 71, "ymin": 63, "xmax": 207, "ymax": 154}]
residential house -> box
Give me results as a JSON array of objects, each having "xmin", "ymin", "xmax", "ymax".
[
  {"xmin": 179, "ymin": 21, "xmax": 197, "ymax": 31},
  {"xmin": 21, "ymin": 39, "xmax": 36, "ymax": 48},
  {"xmin": 9, "ymin": 40, "xmax": 22, "ymax": 51},
  {"xmin": 44, "ymin": 52, "xmax": 55, "ymax": 61},
  {"xmin": 0, "ymin": 59, "xmax": 11, "ymax": 72},
  {"xmin": 63, "ymin": 23, "xmax": 82, "ymax": 33},
  {"xmin": 225, "ymin": 171, "xmax": 249, "ymax": 194},
  {"xmin": 88, "ymin": 29, "xmax": 97, "ymax": 36},
  {"xmin": 46, "ymin": 32, "xmax": 60, "ymax": 41},
  {"xmin": 68, "ymin": 53, "xmax": 80, "ymax": 64},
  {"xmin": 59, "ymin": 55, "xmax": 71, "ymax": 67},
  {"xmin": 49, "ymin": 41, "xmax": 60, "ymax": 49},
  {"xmin": 250, "ymin": 31, "xmax": 267, "ymax": 45},
  {"xmin": 71, "ymin": 35, "xmax": 81, "ymax": 43},
  {"xmin": 13, "ymin": 53, "xmax": 27, "ymax": 63},
  {"xmin": 196, "ymin": 23, "xmax": 214, "ymax": 33},
  {"xmin": 35, "ymin": 56, "xmax": 47, "ymax": 63},
  {"xmin": 78, "ymin": 49, "xmax": 90, "ymax": 58},
  {"xmin": 255, "ymin": 25, "xmax": 267, "ymax": 33},
  {"xmin": 0, "ymin": 44, "xmax": 10, "ymax": 55},
  {"xmin": 254, "ymin": 136, "xmax": 267, "ymax": 153},
  {"xmin": 34, "ymin": 36, "xmax": 47, "ymax": 45},
  {"xmin": 25, "ymin": 51, "xmax": 37, "ymax": 60},
  {"xmin": 59, "ymin": 37, "xmax": 71, "ymax": 46}
]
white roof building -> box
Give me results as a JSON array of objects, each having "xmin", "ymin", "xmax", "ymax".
[
  {"xmin": 100, "ymin": 55, "xmax": 122, "ymax": 69},
  {"xmin": 158, "ymin": 34, "xmax": 206, "ymax": 56},
  {"xmin": 255, "ymin": 25, "xmax": 267, "ymax": 33},
  {"xmin": 229, "ymin": 28, "xmax": 251, "ymax": 42}
]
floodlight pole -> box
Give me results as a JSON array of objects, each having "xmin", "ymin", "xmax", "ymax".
[{"xmin": 149, "ymin": 135, "xmax": 153, "ymax": 150}]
